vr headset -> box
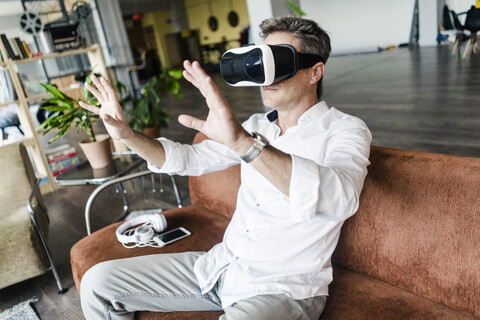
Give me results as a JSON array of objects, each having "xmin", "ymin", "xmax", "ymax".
[{"xmin": 220, "ymin": 44, "xmax": 324, "ymax": 87}]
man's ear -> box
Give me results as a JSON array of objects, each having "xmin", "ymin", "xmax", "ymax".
[{"xmin": 310, "ymin": 62, "xmax": 325, "ymax": 84}]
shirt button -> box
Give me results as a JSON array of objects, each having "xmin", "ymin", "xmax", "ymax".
[{"xmin": 256, "ymin": 203, "xmax": 260, "ymax": 207}]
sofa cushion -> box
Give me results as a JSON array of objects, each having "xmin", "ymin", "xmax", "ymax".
[
  {"xmin": 71, "ymin": 205, "xmax": 231, "ymax": 292},
  {"xmin": 321, "ymin": 265, "xmax": 478, "ymax": 320},
  {"xmin": 333, "ymin": 146, "xmax": 480, "ymax": 318}
]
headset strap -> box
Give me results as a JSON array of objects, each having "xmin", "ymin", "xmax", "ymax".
[{"xmin": 298, "ymin": 53, "xmax": 324, "ymax": 69}]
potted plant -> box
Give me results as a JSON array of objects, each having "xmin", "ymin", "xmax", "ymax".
[
  {"xmin": 38, "ymin": 72, "xmax": 113, "ymax": 169},
  {"xmin": 128, "ymin": 69, "xmax": 183, "ymax": 138}
]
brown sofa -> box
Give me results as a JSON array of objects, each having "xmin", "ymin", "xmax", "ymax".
[{"xmin": 71, "ymin": 133, "xmax": 480, "ymax": 319}]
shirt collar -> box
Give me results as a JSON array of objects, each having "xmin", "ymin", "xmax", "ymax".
[{"xmin": 265, "ymin": 101, "xmax": 330, "ymax": 125}]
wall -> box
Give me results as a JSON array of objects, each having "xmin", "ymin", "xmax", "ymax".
[
  {"xmin": 446, "ymin": 0, "xmax": 476, "ymax": 12},
  {"xmin": 185, "ymin": 0, "xmax": 250, "ymax": 45},
  {"xmin": 142, "ymin": 10, "xmax": 174, "ymax": 68},
  {"xmin": 299, "ymin": 0, "xmax": 416, "ymax": 55}
]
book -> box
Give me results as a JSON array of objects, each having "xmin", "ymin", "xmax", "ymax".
[
  {"xmin": 22, "ymin": 41, "xmax": 31, "ymax": 58},
  {"xmin": 15, "ymin": 37, "xmax": 28, "ymax": 59},
  {"xmin": 8, "ymin": 38, "xmax": 21, "ymax": 60},
  {"xmin": 0, "ymin": 33, "xmax": 15, "ymax": 60},
  {"xmin": 46, "ymin": 144, "xmax": 80, "ymax": 176}
]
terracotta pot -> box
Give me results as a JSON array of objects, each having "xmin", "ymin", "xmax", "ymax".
[
  {"xmin": 143, "ymin": 126, "xmax": 161, "ymax": 139},
  {"xmin": 79, "ymin": 133, "xmax": 112, "ymax": 169}
]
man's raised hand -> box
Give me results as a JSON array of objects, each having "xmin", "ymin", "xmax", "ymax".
[
  {"xmin": 79, "ymin": 75, "xmax": 133, "ymax": 140},
  {"xmin": 180, "ymin": 60, "xmax": 249, "ymax": 151}
]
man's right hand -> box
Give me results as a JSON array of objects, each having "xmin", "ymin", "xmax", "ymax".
[{"xmin": 79, "ymin": 75, "xmax": 133, "ymax": 141}]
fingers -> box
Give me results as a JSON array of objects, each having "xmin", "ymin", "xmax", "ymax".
[
  {"xmin": 183, "ymin": 60, "xmax": 225, "ymax": 105},
  {"xmin": 183, "ymin": 60, "xmax": 211, "ymax": 93},
  {"xmin": 178, "ymin": 114, "xmax": 205, "ymax": 132},
  {"xmin": 90, "ymin": 74, "xmax": 108, "ymax": 99},
  {"xmin": 84, "ymin": 82, "xmax": 104, "ymax": 104},
  {"xmin": 100, "ymin": 77, "xmax": 118, "ymax": 102},
  {"xmin": 79, "ymin": 101, "xmax": 100, "ymax": 114}
]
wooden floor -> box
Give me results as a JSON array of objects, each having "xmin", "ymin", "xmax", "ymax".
[{"xmin": 0, "ymin": 44, "xmax": 479, "ymax": 319}]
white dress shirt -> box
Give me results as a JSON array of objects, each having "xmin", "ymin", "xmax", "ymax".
[{"xmin": 148, "ymin": 101, "xmax": 372, "ymax": 308}]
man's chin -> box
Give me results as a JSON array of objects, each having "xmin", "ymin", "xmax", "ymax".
[{"xmin": 261, "ymin": 98, "xmax": 276, "ymax": 109}]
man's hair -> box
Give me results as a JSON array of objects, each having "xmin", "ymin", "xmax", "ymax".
[
  {"xmin": 259, "ymin": 16, "xmax": 331, "ymax": 98},
  {"xmin": 260, "ymin": 16, "xmax": 331, "ymax": 63}
]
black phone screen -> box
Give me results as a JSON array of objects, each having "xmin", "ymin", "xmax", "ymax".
[{"xmin": 157, "ymin": 228, "xmax": 188, "ymax": 243}]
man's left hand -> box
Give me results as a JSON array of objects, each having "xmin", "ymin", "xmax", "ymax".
[{"xmin": 180, "ymin": 60, "xmax": 250, "ymax": 153}]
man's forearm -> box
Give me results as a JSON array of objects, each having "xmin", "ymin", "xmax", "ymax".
[
  {"xmin": 233, "ymin": 135, "xmax": 292, "ymax": 197},
  {"xmin": 119, "ymin": 131, "xmax": 166, "ymax": 168}
]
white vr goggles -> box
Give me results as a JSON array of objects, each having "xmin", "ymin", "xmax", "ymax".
[{"xmin": 220, "ymin": 44, "xmax": 324, "ymax": 87}]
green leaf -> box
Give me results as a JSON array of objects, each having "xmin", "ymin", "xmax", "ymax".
[
  {"xmin": 286, "ymin": 0, "xmax": 306, "ymax": 17},
  {"xmin": 167, "ymin": 69, "xmax": 183, "ymax": 79}
]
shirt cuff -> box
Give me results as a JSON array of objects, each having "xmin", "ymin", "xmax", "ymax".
[
  {"xmin": 146, "ymin": 138, "xmax": 179, "ymax": 174},
  {"xmin": 289, "ymin": 155, "xmax": 321, "ymax": 222}
]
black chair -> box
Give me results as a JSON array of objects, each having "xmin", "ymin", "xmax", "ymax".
[
  {"xmin": 463, "ymin": 7, "xmax": 480, "ymax": 58},
  {"xmin": 450, "ymin": 10, "xmax": 469, "ymax": 55}
]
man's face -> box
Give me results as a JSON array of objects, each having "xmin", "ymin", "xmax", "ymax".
[{"xmin": 262, "ymin": 32, "xmax": 316, "ymax": 110}]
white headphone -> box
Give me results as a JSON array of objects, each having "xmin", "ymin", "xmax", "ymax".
[{"xmin": 115, "ymin": 214, "xmax": 167, "ymax": 248}]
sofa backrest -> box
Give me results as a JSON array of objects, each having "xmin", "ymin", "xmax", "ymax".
[
  {"xmin": 189, "ymin": 133, "xmax": 241, "ymax": 219},
  {"xmin": 333, "ymin": 146, "xmax": 480, "ymax": 318},
  {"xmin": 0, "ymin": 142, "xmax": 40, "ymax": 219}
]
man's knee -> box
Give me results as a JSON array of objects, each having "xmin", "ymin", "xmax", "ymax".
[{"xmin": 80, "ymin": 260, "xmax": 118, "ymax": 300}]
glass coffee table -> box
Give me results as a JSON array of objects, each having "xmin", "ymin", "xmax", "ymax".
[{"xmin": 55, "ymin": 153, "xmax": 145, "ymax": 186}]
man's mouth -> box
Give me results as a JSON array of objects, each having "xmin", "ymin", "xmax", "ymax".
[{"xmin": 263, "ymin": 86, "xmax": 278, "ymax": 91}]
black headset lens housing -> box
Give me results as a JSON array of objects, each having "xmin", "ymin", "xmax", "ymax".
[{"xmin": 220, "ymin": 44, "xmax": 324, "ymax": 87}]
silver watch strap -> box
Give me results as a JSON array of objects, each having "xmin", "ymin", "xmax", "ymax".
[{"xmin": 241, "ymin": 132, "xmax": 269, "ymax": 163}]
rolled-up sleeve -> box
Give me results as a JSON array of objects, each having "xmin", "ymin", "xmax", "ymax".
[{"xmin": 288, "ymin": 126, "xmax": 372, "ymax": 222}]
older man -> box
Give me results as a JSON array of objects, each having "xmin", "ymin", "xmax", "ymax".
[{"xmin": 79, "ymin": 16, "xmax": 371, "ymax": 320}]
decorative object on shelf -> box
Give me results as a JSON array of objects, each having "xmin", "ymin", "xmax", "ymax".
[
  {"xmin": 126, "ymin": 69, "xmax": 183, "ymax": 138},
  {"xmin": 227, "ymin": 0, "xmax": 239, "ymax": 27},
  {"xmin": 18, "ymin": 11, "xmax": 44, "ymax": 35},
  {"xmin": 207, "ymin": 1, "xmax": 218, "ymax": 31},
  {"xmin": 44, "ymin": 23, "xmax": 83, "ymax": 52},
  {"xmin": 38, "ymin": 71, "xmax": 113, "ymax": 169},
  {"xmin": 71, "ymin": 0, "xmax": 92, "ymax": 22}
]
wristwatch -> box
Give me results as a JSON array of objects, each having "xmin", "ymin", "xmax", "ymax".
[{"xmin": 241, "ymin": 132, "xmax": 269, "ymax": 163}]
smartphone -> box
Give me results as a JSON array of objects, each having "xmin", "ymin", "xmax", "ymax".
[{"xmin": 153, "ymin": 227, "xmax": 191, "ymax": 246}]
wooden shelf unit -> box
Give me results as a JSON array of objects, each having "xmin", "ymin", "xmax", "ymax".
[{"xmin": 0, "ymin": 42, "xmax": 109, "ymax": 193}]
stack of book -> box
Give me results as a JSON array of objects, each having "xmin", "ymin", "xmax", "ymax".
[
  {"xmin": 46, "ymin": 144, "xmax": 81, "ymax": 177},
  {"xmin": 0, "ymin": 34, "xmax": 33, "ymax": 61}
]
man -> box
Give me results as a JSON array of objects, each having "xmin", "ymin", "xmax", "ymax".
[{"xmin": 79, "ymin": 16, "xmax": 371, "ymax": 320}]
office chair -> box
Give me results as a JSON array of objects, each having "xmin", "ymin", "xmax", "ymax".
[
  {"xmin": 450, "ymin": 10, "xmax": 469, "ymax": 55},
  {"xmin": 463, "ymin": 7, "xmax": 480, "ymax": 58}
]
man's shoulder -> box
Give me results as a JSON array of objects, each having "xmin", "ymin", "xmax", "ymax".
[{"xmin": 319, "ymin": 106, "xmax": 370, "ymax": 133}]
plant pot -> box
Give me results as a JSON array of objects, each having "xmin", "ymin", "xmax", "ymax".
[
  {"xmin": 79, "ymin": 133, "xmax": 113, "ymax": 169},
  {"xmin": 143, "ymin": 126, "xmax": 161, "ymax": 139}
]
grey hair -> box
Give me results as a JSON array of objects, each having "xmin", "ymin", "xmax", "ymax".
[{"xmin": 259, "ymin": 16, "xmax": 331, "ymax": 64}]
